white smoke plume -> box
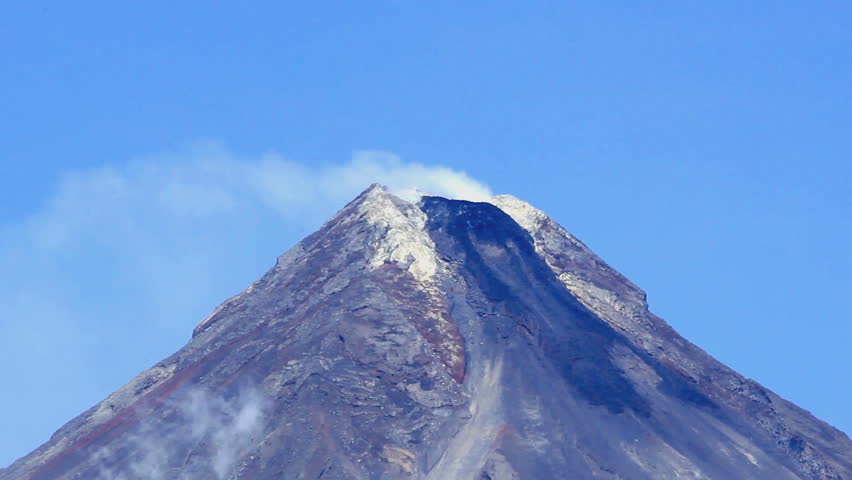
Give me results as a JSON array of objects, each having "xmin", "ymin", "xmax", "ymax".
[
  {"xmin": 25, "ymin": 143, "xmax": 491, "ymax": 251},
  {"xmin": 92, "ymin": 386, "xmax": 269, "ymax": 480}
]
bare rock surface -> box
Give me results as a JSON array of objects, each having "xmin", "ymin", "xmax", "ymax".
[{"xmin": 3, "ymin": 184, "xmax": 850, "ymax": 480}]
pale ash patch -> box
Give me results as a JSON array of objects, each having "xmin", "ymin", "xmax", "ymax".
[
  {"xmin": 520, "ymin": 395, "xmax": 550, "ymax": 454},
  {"xmin": 350, "ymin": 185, "xmax": 440, "ymax": 284},
  {"xmin": 622, "ymin": 441, "xmax": 710, "ymax": 480},
  {"xmin": 381, "ymin": 445, "xmax": 417, "ymax": 475},
  {"xmin": 489, "ymin": 194, "xmax": 550, "ymax": 233},
  {"xmin": 425, "ymin": 358, "xmax": 505, "ymax": 479}
]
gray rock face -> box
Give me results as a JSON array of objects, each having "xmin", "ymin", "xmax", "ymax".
[{"xmin": 3, "ymin": 184, "xmax": 851, "ymax": 480}]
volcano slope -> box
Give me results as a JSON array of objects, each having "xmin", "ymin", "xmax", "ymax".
[{"xmin": 3, "ymin": 184, "xmax": 850, "ymax": 480}]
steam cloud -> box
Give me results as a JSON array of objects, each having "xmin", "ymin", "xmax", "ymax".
[
  {"xmin": 27, "ymin": 144, "xmax": 491, "ymax": 251},
  {"xmin": 92, "ymin": 386, "xmax": 269, "ymax": 480}
]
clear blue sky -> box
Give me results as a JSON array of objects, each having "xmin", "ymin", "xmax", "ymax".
[{"xmin": 1, "ymin": 1, "xmax": 850, "ymax": 466}]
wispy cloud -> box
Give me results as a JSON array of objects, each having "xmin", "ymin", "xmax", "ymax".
[
  {"xmin": 92, "ymin": 385, "xmax": 269, "ymax": 480},
  {"xmin": 0, "ymin": 142, "xmax": 491, "ymax": 467}
]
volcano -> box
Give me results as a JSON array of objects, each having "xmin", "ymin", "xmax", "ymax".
[{"xmin": 3, "ymin": 184, "xmax": 850, "ymax": 479}]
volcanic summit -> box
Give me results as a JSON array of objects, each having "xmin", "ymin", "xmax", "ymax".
[{"xmin": 3, "ymin": 184, "xmax": 850, "ymax": 480}]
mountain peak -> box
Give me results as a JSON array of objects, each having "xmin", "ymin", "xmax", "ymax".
[{"xmin": 5, "ymin": 184, "xmax": 850, "ymax": 480}]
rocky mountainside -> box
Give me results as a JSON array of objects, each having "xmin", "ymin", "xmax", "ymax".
[{"xmin": 3, "ymin": 184, "xmax": 851, "ymax": 480}]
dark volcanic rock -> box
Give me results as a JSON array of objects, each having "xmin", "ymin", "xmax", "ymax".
[{"xmin": 4, "ymin": 184, "xmax": 851, "ymax": 480}]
